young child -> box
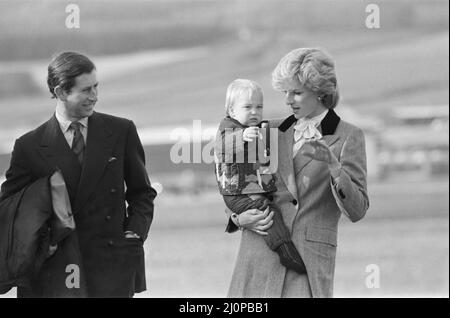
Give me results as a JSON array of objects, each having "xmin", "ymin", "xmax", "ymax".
[{"xmin": 214, "ymin": 79, "xmax": 306, "ymax": 274}]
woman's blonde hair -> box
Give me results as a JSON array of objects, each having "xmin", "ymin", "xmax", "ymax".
[
  {"xmin": 272, "ymin": 48, "xmax": 339, "ymax": 109},
  {"xmin": 225, "ymin": 79, "xmax": 263, "ymax": 116}
]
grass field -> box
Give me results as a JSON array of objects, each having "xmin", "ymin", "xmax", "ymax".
[
  {"xmin": 0, "ymin": 1, "xmax": 448, "ymax": 136},
  {"xmin": 1, "ymin": 0, "xmax": 447, "ymax": 61},
  {"xmin": 0, "ymin": 29, "xmax": 448, "ymax": 159}
]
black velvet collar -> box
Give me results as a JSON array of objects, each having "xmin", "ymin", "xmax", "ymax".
[
  {"xmin": 278, "ymin": 109, "xmax": 341, "ymax": 135},
  {"xmin": 277, "ymin": 114, "xmax": 296, "ymax": 132}
]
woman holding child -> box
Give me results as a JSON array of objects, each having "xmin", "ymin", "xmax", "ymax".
[{"xmin": 220, "ymin": 48, "xmax": 370, "ymax": 297}]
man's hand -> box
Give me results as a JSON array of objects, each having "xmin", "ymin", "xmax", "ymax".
[
  {"xmin": 124, "ymin": 231, "xmax": 141, "ymax": 239},
  {"xmin": 243, "ymin": 127, "xmax": 262, "ymax": 142},
  {"xmin": 47, "ymin": 244, "xmax": 58, "ymax": 258}
]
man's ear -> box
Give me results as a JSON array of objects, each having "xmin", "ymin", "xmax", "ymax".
[{"xmin": 54, "ymin": 86, "xmax": 68, "ymax": 101}]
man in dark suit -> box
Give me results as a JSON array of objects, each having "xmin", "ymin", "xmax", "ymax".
[{"xmin": 0, "ymin": 52, "xmax": 157, "ymax": 297}]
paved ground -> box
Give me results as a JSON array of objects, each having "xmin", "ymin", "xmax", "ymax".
[
  {"xmin": 2, "ymin": 179, "xmax": 448, "ymax": 298},
  {"xmin": 143, "ymin": 179, "xmax": 449, "ymax": 297}
]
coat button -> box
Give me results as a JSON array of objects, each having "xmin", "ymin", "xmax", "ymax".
[
  {"xmin": 110, "ymin": 188, "xmax": 117, "ymax": 194},
  {"xmin": 292, "ymin": 199, "xmax": 298, "ymax": 205},
  {"xmin": 105, "ymin": 215, "xmax": 111, "ymax": 221},
  {"xmin": 108, "ymin": 240, "xmax": 114, "ymax": 246}
]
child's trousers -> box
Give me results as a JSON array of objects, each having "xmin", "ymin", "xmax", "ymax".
[{"xmin": 222, "ymin": 194, "xmax": 291, "ymax": 250}]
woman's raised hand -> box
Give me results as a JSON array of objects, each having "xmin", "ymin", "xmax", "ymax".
[
  {"xmin": 238, "ymin": 207, "xmax": 274, "ymax": 235},
  {"xmin": 302, "ymin": 139, "xmax": 337, "ymax": 164}
]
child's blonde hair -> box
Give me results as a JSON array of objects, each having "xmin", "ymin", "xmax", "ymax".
[{"xmin": 225, "ymin": 79, "xmax": 263, "ymax": 116}]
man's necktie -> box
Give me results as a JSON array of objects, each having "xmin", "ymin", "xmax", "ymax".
[
  {"xmin": 293, "ymin": 119, "xmax": 322, "ymax": 157},
  {"xmin": 70, "ymin": 122, "xmax": 85, "ymax": 165}
]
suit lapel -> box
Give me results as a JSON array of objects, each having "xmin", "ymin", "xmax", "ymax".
[
  {"xmin": 294, "ymin": 134, "xmax": 340, "ymax": 174},
  {"xmin": 277, "ymin": 124, "xmax": 298, "ymax": 202},
  {"xmin": 38, "ymin": 115, "xmax": 82, "ymax": 200},
  {"xmin": 293, "ymin": 152, "xmax": 313, "ymax": 175},
  {"xmin": 74, "ymin": 112, "xmax": 115, "ymax": 213},
  {"xmin": 320, "ymin": 109, "xmax": 341, "ymax": 136}
]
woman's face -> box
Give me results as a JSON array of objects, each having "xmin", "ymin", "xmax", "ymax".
[{"xmin": 281, "ymin": 78, "xmax": 327, "ymax": 119}]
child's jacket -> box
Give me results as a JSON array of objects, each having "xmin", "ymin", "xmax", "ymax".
[{"xmin": 214, "ymin": 117, "xmax": 277, "ymax": 195}]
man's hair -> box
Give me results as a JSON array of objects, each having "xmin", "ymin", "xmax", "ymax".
[
  {"xmin": 47, "ymin": 51, "xmax": 96, "ymax": 98},
  {"xmin": 272, "ymin": 48, "xmax": 339, "ymax": 109},
  {"xmin": 225, "ymin": 79, "xmax": 263, "ymax": 116}
]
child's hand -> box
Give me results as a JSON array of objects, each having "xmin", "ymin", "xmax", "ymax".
[{"xmin": 243, "ymin": 127, "xmax": 262, "ymax": 142}]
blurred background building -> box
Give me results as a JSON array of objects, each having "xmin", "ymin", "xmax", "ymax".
[{"xmin": 0, "ymin": 0, "xmax": 448, "ymax": 297}]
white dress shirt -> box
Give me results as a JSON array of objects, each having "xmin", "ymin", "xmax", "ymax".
[
  {"xmin": 55, "ymin": 110, "xmax": 88, "ymax": 147},
  {"xmin": 293, "ymin": 110, "xmax": 328, "ymax": 157}
]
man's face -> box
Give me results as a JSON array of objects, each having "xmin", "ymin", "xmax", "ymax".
[
  {"xmin": 230, "ymin": 90, "xmax": 263, "ymax": 126},
  {"xmin": 63, "ymin": 70, "xmax": 98, "ymax": 120}
]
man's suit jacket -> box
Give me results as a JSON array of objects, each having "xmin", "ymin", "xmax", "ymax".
[
  {"xmin": 227, "ymin": 110, "xmax": 369, "ymax": 297},
  {"xmin": 0, "ymin": 111, "xmax": 157, "ymax": 297}
]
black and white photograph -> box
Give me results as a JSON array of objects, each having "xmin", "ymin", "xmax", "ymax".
[{"xmin": 0, "ymin": 0, "xmax": 448, "ymax": 302}]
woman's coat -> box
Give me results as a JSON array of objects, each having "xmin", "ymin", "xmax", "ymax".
[{"xmin": 227, "ymin": 110, "xmax": 369, "ymax": 297}]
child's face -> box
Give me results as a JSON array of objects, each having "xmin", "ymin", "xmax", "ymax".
[{"xmin": 230, "ymin": 90, "xmax": 263, "ymax": 126}]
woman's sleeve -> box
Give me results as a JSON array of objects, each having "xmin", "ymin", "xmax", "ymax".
[{"xmin": 330, "ymin": 127, "xmax": 369, "ymax": 222}]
